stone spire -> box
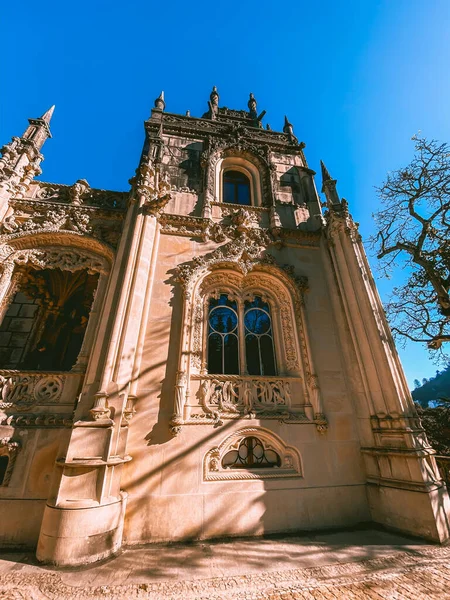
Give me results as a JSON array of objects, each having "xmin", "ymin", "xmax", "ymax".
[
  {"xmin": 41, "ymin": 105, "xmax": 55, "ymax": 125},
  {"xmin": 320, "ymin": 160, "xmax": 340, "ymax": 207},
  {"xmin": 0, "ymin": 106, "xmax": 55, "ymax": 214},
  {"xmin": 24, "ymin": 105, "xmax": 56, "ymax": 144},
  {"xmin": 154, "ymin": 91, "xmax": 165, "ymax": 111},
  {"xmin": 283, "ymin": 116, "xmax": 298, "ymax": 143}
]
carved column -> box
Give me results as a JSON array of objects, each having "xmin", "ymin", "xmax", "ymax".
[
  {"xmin": 36, "ymin": 161, "xmax": 169, "ymax": 565},
  {"xmin": 326, "ymin": 205, "xmax": 450, "ymax": 542}
]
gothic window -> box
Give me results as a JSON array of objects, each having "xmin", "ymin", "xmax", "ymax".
[
  {"xmin": 207, "ymin": 294, "xmax": 277, "ymax": 376},
  {"xmin": 223, "ymin": 170, "xmax": 251, "ymax": 206},
  {"xmin": 207, "ymin": 295, "xmax": 239, "ymax": 375},
  {"xmin": 222, "ymin": 436, "xmax": 281, "ymax": 469},
  {"xmin": 0, "ymin": 456, "xmax": 9, "ymax": 485},
  {"xmin": 244, "ymin": 297, "xmax": 276, "ymax": 376}
]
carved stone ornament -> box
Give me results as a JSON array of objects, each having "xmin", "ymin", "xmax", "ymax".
[
  {"xmin": 0, "ymin": 371, "xmax": 76, "ymax": 412},
  {"xmin": 0, "ymin": 436, "xmax": 21, "ymax": 486},
  {"xmin": 0, "ymin": 413, "xmax": 73, "ymax": 428},
  {"xmin": 175, "ymin": 209, "xmax": 277, "ymax": 298},
  {"xmin": 35, "ymin": 182, "xmax": 127, "ymax": 210},
  {"xmin": 2, "ymin": 198, "xmax": 124, "ymax": 250},
  {"xmin": 2, "ymin": 247, "xmax": 109, "ymax": 276},
  {"xmin": 131, "ymin": 158, "xmax": 172, "ymax": 217},
  {"xmin": 203, "ymin": 427, "xmax": 302, "ymax": 481}
]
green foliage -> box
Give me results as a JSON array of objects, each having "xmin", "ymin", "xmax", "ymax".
[{"xmin": 417, "ymin": 405, "xmax": 450, "ymax": 456}]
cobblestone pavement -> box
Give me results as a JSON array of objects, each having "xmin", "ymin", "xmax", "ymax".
[{"xmin": 0, "ymin": 530, "xmax": 449, "ymax": 599}]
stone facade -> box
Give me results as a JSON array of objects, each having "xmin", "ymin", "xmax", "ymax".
[{"xmin": 0, "ymin": 89, "xmax": 448, "ymax": 566}]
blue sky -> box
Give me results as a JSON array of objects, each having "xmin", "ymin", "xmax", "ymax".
[{"xmin": 2, "ymin": 0, "xmax": 450, "ymax": 386}]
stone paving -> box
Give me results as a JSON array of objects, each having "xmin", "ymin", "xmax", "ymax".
[{"xmin": 0, "ymin": 528, "xmax": 449, "ymax": 599}]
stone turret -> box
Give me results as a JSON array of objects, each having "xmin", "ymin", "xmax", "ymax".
[{"xmin": 0, "ymin": 106, "xmax": 54, "ymax": 216}]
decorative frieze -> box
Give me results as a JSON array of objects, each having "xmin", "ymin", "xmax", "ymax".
[{"xmin": 197, "ymin": 375, "xmax": 293, "ymax": 417}]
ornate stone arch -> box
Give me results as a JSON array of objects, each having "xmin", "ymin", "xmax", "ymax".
[
  {"xmin": 0, "ymin": 235, "xmax": 113, "ymax": 375},
  {"xmin": 203, "ymin": 427, "xmax": 302, "ymax": 481},
  {"xmin": 172, "ymin": 236, "xmax": 326, "ymax": 433},
  {"xmin": 203, "ymin": 140, "xmax": 275, "ymax": 210}
]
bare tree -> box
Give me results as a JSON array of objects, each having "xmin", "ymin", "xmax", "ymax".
[{"xmin": 371, "ymin": 135, "xmax": 450, "ymax": 357}]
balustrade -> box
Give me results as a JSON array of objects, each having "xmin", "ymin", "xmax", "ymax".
[
  {"xmin": 0, "ymin": 369, "xmax": 83, "ymax": 411},
  {"xmin": 193, "ymin": 374, "xmax": 296, "ymax": 415}
]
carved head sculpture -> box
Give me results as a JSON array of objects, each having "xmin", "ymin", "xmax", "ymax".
[{"xmin": 69, "ymin": 179, "xmax": 89, "ymax": 205}]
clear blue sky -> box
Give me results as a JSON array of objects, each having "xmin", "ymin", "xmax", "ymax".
[{"xmin": 2, "ymin": 0, "xmax": 450, "ymax": 386}]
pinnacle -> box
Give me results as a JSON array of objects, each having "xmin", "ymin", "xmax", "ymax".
[
  {"xmin": 40, "ymin": 105, "xmax": 55, "ymax": 124},
  {"xmin": 320, "ymin": 160, "xmax": 333, "ymax": 183}
]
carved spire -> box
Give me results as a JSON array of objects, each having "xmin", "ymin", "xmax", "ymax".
[
  {"xmin": 41, "ymin": 105, "xmax": 55, "ymax": 125},
  {"xmin": 283, "ymin": 116, "xmax": 293, "ymax": 135},
  {"xmin": 320, "ymin": 160, "xmax": 332, "ymax": 184},
  {"xmin": 154, "ymin": 91, "xmax": 165, "ymax": 111},
  {"xmin": 0, "ymin": 106, "xmax": 55, "ymax": 203},
  {"xmin": 283, "ymin": 116, "xmax": 298, "ymax": 143},
  {"xmin": 320, "ymin": 160, "xmax": 340, "ymax": 207}
]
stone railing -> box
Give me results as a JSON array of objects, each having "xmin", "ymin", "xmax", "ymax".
[
  {"xmin": 193, "ymin": 374, "xmax": 296, "ymax": 416},
  {"xmin": 435, "ymin": 456, "xmax": 450, "ymax": 487},
  {"xmin": 0, "ymin": 370, "xmax": 84, "ymax": 411}
]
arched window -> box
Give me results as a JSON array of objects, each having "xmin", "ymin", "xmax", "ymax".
[
  {"xmin": 207, "ymin": 294, "xmax": 277, "ymax": 375},
  {"xmin": 244, "ymin": 297, "xmax": 276, "ymax": 376},
  {"xmin": 223, "ymin": 170, "xmax": 251, "ymax": 205},
  {"xmin": 0, "ymin": 456, "xmax": 9, "ymax": 486},
  {"xmin": 207, "ymin": 295, "xmax": 239, "ymax": 375},
  {"xmin": 222, "ymin": 436, "xmax": 281, "ymax": 469}
]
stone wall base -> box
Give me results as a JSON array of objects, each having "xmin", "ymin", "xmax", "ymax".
[
  {"xmin": 367, "ymin": 483, "xmax": 450, "ymax": 542},
  {"xmin": 0, "ymin": 499, "xmax": 46, "ymax": 549},
  {"xmin": 36, "ymin": 492, "xmax": 127, "ymax": 566}
]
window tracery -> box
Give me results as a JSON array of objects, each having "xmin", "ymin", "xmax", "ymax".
[
  {"xmin": 203, "ymin": 427, "xmax": 302, "ymax": 481},
  {"xmin": 206, "ymin": 293, "xmax": 277, "ymax": 376},
  {"xmin": 222, "ymin": 436, "xmax": 281, "ymax": 469}
]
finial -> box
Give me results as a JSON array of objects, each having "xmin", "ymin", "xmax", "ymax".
[
  {"xmin": 248, "ymin": 93, "xmax": 257, "ymax": 117},
  {"xmin": 320, "ymin": 159, "xmax": 340, "ymax": 204},
  {"xmin": 40, "ymin": 105, "xmax": 55, "ymax": 124},
  {"xmin": 186, "ymin": 109, "xmax": 191, "ymax": 117},
  {"xmin": 154, "ymin": 91, "xmax": 165, "ymax": 111},
  {"xmin": 320, "ymin": 160, "xmax": 332, "ymax": 183},
  {"xmin": 208, "ymin": 86, "xmax": 219, "ymax": 119},
  {"xmin": 283, "ymin": 116, "xmax": 292, "ymax": 134},
  {"xmin": 266, "ymin": 123, "xmax": 272, "ymax": 131},
  {"xmin": 210, "ymin": 86, "xmax": 219, "ymax": 105},
  {"xmin": 283, "ymin": 116, "xmax": 298, "ymax": 143}
]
